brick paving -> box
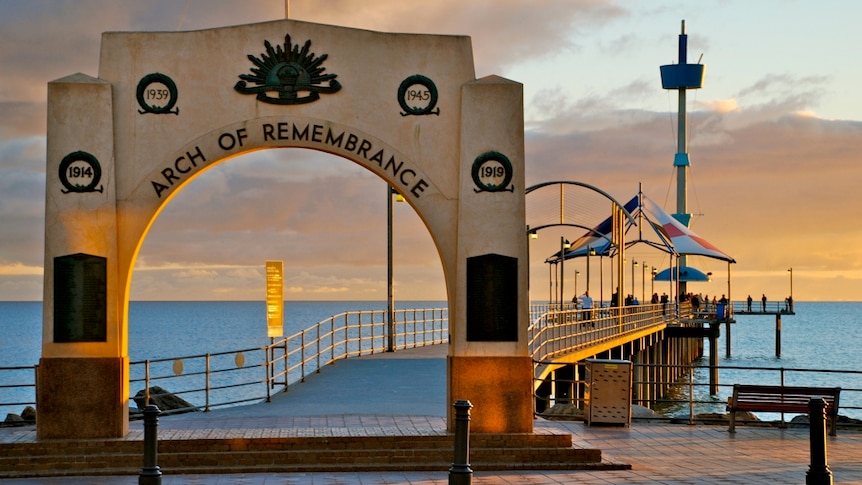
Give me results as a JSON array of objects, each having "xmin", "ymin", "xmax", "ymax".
[{"xmin": 3, "ymin": 344, "xmax": 861, "ymax": 484}]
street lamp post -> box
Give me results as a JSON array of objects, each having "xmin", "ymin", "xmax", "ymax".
[
  {"xmin": 641, "ymin": 261, "xmax": 646, "ymax": 303},
  {"xmin": 609, "ymin": 255, "xmax": 614, "ymax": 305},
  {"xmin": 787, "ymin": 267, "xmax": 793, "ymax": 312},
  {"xmin": 560, "ymin": 237, "xmax": 570, "ymax": 306},
  {"xmin": 386, "ymin": 185, "xmax": 395, "ymax": 352},
  {"xmin": 631, "ymin": 260, "xmax": 638, "ymax": 302},
  {"xmin": 574, "ymin": 270, "xmax": 580, "ymax": 302},
  {"xmin": 599, "ymin": 254, "xmax": 604, "ymax": 307},
  {"xmin": 651, "ymin": 267, "xmax": 657, "ymax": 298}
]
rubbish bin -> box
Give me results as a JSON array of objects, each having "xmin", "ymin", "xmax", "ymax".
[
  {"xmin": 584, "ymin": 359, "xmax": 632, "ymax": 426},
  {"xmin": 716, "ymin": 303, "xmax": 726, "ymax": 320}
]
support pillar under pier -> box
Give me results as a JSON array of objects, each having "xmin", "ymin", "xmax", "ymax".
[
  {"xmin": 775, "ymin": 314, "xmax": 782, "ymax": 357},
  {"xmin": 725, "ymin": 319, "xmax": 732, "ymax": 358},
  {"xmin": 708, "ymin": 323, "xmax": 719, "ymax": 396}
]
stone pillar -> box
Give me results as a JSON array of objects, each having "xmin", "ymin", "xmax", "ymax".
[
  {"xmin": 40, "ymin": 74, "xmax": 126, "ymax": 439},
  {"xmin": 449, "ymin": 76, "xmax": 531, "ymax": 433}
]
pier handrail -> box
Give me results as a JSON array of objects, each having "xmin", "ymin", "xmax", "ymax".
[
  {"xmin": 263, "ymin": 307, "xmax": 447, "ymax": 402},
  {"xmin": 529, "ymin": 302, "xmax": 672, "ymax": 363},
  {"xmin": 731, "ymin": 299, "xmax": 795, "ymax": 315},
  {"xmin": 124, "ymin": 307, "xmax": 448, "ymax": 415}
]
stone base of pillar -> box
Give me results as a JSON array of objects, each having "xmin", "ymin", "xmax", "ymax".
[
  {"xmin": 36, "ymin": 357, "xmax": 128, "ymax": 439},
  {"xmin": 448, "ymin": 356, "xmax": 533, "ymax": 433}
]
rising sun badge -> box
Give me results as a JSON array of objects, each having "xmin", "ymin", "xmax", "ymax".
[{"xmin": 234, "ymin": 34, "xmax": 342, "ymax": 105}]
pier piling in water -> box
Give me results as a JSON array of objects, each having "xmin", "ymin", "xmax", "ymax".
[{"xmin": 776, "ymin": 314, "xmax": 782, "ymax": 357}]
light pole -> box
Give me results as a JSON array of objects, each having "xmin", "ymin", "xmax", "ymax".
[
  {"xmin": 609, "ymin": 255, "xmax": 614, "ymax": 304},
  {"xmin": 586, "ymin": 247, "xmax": 595, "ymax": 295},
  {"xmin": 631, "ymin": 260, "xmax": 638, "ymax": 302},
  {"xmin": 574, "ymin": 270, "xmax": 580, "ymax": 301},
  {"xmin": 787, "ymin": 267, "xmax": 793, "ymax": 312},
  {"xmin": 559, "ymin": 237, "xmax": 570, "ymax": 306},
  {"xmin": 641, "ymin": 261, "xmax": 646, "ymax": 303},
  {"xmin": 386, "ymin": 185, "xmax": 396, "ymax": 352},
  {"xmin": 553, "ymin": 262, "xmax": 558, "ymax": 306},
  {"xmin": 599, "ymin": 253, "xmax": 604, "ymax": 307},
  {"xmin": 651, "ymin": 267, "xmax": 657, "ymax": 298}
]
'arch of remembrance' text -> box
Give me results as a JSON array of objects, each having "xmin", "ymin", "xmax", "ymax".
[{"xmin": 150, "ymin": 120, "xmax": 430, "ymax": 199}]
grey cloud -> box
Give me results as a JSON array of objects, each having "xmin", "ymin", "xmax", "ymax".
[
  {"xmin": 735, "ymin": 73, "xmax": 828, "ymax": 113},
  {"xmin": 290, "ymin": 0, "xmax": 625, "ymax": 75},
  {"xmin": 0, "ymin": 103, "xmax": 46, "ymax": 138},
  {"xmin": 0, "ymin": 138, "xmax": 45, "ymax": 268}
]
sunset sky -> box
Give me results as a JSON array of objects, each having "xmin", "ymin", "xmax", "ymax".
[{"xmin": 1, "ymin": 0, "xmax": 861, "ymax": 303}]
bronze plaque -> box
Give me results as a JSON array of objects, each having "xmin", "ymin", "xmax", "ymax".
[
  {"xmin": 466, "ymin": 254, "xmax": 518, "ymax": 341},
  {"xmin": 53, "ymin": 253, "xmax": 107, "ymax": 342}
]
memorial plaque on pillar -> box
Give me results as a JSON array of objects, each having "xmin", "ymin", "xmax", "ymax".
[
  {"xmin": 54, "ymin": 253, "xmax": 107, "ymax": 342},
  {"xmin": 466, "ymin": 253, "xmax": 518, "ymax": 341}
]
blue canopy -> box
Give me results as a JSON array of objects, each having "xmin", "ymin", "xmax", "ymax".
[{"xmin": 653, "ymin": 266, "xmax": 711, "ymax": 282}]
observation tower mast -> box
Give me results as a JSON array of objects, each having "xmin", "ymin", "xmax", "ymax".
[{"xmin": 659, "ymin": 20, "xmax": 705, "ymax": 295}]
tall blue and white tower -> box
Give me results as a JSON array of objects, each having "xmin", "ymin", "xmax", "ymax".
[{"xmin": 660, "ymin": 20, "xmax": 705, "ymax": 294}]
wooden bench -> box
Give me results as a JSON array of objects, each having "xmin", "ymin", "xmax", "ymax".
[{"xmin": 727, "ymin": 384, "xmax": 841, "ymax": 436}]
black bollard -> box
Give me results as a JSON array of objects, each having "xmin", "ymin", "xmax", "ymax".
[
  {"xmin": 139, "ymin": 404, "xmax": 162, "ymax": 485},
  {"xmin": 806, "ymin": 398, "xmax": 833, "ymax": 485},
  {"xmin": 449, "ymin": 399, "xmax": 473, "ymax": 485}
]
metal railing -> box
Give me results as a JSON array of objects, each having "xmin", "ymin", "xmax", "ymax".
[
  {"xmin": 133, "ymin": 347, "xmax": 269, "ymax": 415},
  {"xmin": 529, "ymin": 302, "xmax": 675, "ymax": 362},
  {"xmin": 131, "ymin": 307, "xmax": 447, "ymax": 415},
  {"xmin": 731, "ymin": 300, "xmax": 794, "ymax": 314},
  {"xmin": 0, "ymin": 307, "xmax": 448, "ymax": 421},
  {"xmin": 535, "ymin": 362, "xmax": 862, "ymax": 426},
  {"xmin": 263, "ymin": 307, "xmax": 447, "ymax": 402},
  {"xmin": 0, "ymin": 365, "xmax": 37, "ymax": 417}
]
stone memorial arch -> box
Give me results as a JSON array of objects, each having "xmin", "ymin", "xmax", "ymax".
[{"xmin": 41, "ymin": 20, "xmax": 530, "ymax": 439}]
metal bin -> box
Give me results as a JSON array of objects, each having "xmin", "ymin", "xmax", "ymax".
[{"xmin": 584, "ymin": 358, "xmax": 632, "ymax": 426}]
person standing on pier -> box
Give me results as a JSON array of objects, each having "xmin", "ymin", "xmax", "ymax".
[
  {"xmin": 580, "ymin": 291, "xmax": 593, "ymax": 320},
  {"xmin": 747, "ymin": 295, "xmax": 752, "ymax": 312},
  {"xmin": 761, "ymin": 294, "xmax": 767, "ymax": 312}
]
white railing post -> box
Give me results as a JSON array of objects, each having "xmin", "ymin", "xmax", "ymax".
[
  {"xmin": 265, "ymin": 344, "xmax": 272, "ymax": 402},
  {"xmin": 205, "ymin": 353, "xmax": 211, "ymax": 412},
  {"xmin": 300, "ymin": 331, "xmax": 306, "ymax": 382},
  {"xmin": 283, "ymin": 338, "xmax": 288, "ymax": 391},
  {"xmin": 144, "ymin": 360, "xmax": 151, "ymax": 406}
]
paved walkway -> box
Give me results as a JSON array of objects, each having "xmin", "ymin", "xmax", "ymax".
[{"xmin": 4, "ymin": 344, "xmax": 862, "ymax": 484}]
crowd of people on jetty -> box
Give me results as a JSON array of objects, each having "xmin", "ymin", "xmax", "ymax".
[
  {"xmin": 571, "ymin": 289, "xmax": 794, "ymax": 317},
  {"xmin": 572, "ymin": 289, "xmax": 728, "ymax": 312}
]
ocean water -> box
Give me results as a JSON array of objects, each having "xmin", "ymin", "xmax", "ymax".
[{"xmin": 1, "ymin": 301, "xmax": 860, "ymax": 420}]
